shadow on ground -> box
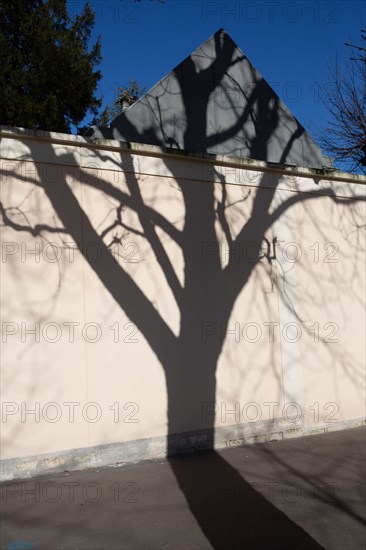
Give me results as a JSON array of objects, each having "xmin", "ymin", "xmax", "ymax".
[{"xmin": 1, "ymin": 427, "xmax": 365, "ymax": 550}]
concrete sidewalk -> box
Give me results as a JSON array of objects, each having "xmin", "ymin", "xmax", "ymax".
[{"xmin": 1, "ymin": 427, "xmax": 365, "ymax": 550}]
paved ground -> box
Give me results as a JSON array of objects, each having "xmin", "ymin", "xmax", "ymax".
[{"xmin": 0, "ymin": 427, "xmax": 365, "ymax": 550}]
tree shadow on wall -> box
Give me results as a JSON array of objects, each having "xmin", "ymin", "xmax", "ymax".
[{"xmin": 1, "ymin": 29, "xmax": 365, "ymax": 549}]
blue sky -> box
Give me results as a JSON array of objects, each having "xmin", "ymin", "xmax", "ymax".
[{"xmin": 69, "ymin": 0, "xmax": 365, "ymax": 169}]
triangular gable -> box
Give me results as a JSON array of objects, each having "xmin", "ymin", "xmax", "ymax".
[{"xmin": 91, "ymin": 29, "xmax": 330, "ymax": 169}]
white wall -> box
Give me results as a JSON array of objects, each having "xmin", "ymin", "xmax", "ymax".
[{"xmin": 1, "ymin": 127, "xmax": 365, "ymax": 478}]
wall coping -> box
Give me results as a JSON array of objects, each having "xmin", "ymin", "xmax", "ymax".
[{"xmin": 1, "ymin": 125, "xmax": 365, "ymax": 185}]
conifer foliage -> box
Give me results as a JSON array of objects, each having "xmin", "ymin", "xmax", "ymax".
[{"xmin": 0, "ymin": 0, "xmax": 102, "ymax": 133}]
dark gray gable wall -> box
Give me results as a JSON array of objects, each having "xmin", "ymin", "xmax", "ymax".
[{"xmin": 91, "ymin": 29, "xmax": 330, "ymax": 169}]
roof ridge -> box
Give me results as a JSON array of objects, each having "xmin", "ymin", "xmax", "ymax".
[{"xmin": 92, "ymin": 30, "xmax": 331, "ymax": 169}]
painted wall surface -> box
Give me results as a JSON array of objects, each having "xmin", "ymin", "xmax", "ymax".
[{"xmin": 0, "ymin": 128, "xmax": 365, "ymax": 478}]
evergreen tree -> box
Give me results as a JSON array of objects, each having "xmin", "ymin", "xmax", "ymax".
[{"xmin": 0, "ymin": 0, "xmax": 102, "ymax": 133}]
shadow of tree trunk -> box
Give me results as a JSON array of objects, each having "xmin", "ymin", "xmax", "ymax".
[
  {"xmin": 2, "ymin": 29, "xmax": 363, "ymax": 549},
  {"xmin": 169, "ymin": 451, "xmax": 324, "ymax": 549}
]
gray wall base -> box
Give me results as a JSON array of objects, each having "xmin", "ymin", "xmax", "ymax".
[{"xmin": 1, "ymin": 417, "xmax": 365, "ymax": 481}]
